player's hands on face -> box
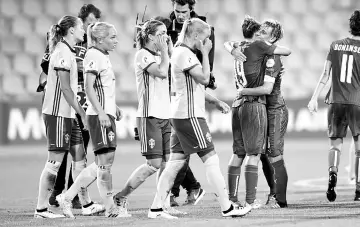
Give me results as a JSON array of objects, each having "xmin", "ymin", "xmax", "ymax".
[
  {"xmin": 231, "ymin": 48, "xmax": 247, "ymax": 62},
  {"xmin": 307, "ymin": 99, "xmax": 318, "ymax": 114},
  {"xmin": 216, "ymin": 100, "xmax": 230, "ymax": 114},
  {"xmin": 198, "ymin": 38, "xmax": 212, "ymax": 55},
  {"xmin": 98, "ymin": 111, "xmax": 111, "ymax": 127},
  {"xmin": 77, "ymin": 61, "xmax": 84, "ymax": 72},
  {"xmin": 116, "ymin": 106, "xmax": 123, "ymax": 121},
  {"xmin": 155, "ymin": 35, "xmax": 168, "ymax": 53}
]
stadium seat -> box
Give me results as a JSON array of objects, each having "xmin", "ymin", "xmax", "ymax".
[
  {"xmin": 1, "ymin": 55, "xmax": 12, "ymax": 77},
  {"xmin": 12, "ymin": 16, "xmax": 32, "ymax": 37},
  {"xmin": 35, "ymin": 16, "xmax": 55, "ymax": 37},
  {"xmin": 213, "ymin": 15, "xmax": 233, "ymax": 35},
  {"xmin": 1, "ymin": 36, "xmax": 22, "ymax": 54},
  {"xmin": 110, "ymin": 52, "xmax": 127, "ymax": 74},
  {"xmin": 25, "ymin": 75, "xmax": 39, "ymax": 94},
  {"xmin": 133, "ymin": 0, "xmax": 153, "ymax": 15},
  {"xmin": 223, "ymin": 0, "xmax": 243, "ymax": 15},
  {"xmin": 281, "ymin": 14, "xmax": 300, "ymax": 33},
  {"xmin": 155, "ymin": 0, "xmax": 173, "ymax": 15},
  {"xmin": 266, "ymin": 0, "xmax": 286, "ymax": 13},
  {"xmin": 307, "ymin": 50, "xmax": 325, "ymax": 71},
  {"xmin": 44, "ymin": 0, "xmax": 65, "ymax": 17},
  {"xmin": 316, "ymin": 32, "xmax": 334, "ymax": 51},
  {"xmin": 24, "ymin": 35, "xmax": 45, "ymax": 56},
  {"xmin": 302, "ymin": 15, "xmax": 322, "ymax": 33},
  {"xmin": 324, "ymin": 12, "xmax": 347, "ymax": 33},
  {"xmin": 67, "ymin": 0, "xmax": 85, "ymax": 15},
  {"xmin": 2, "ymin": 73, "xmax": 26, "ymax": 95},
  {"xmin": 288, "ymin": 0, "xmax": 308, "ymax": 14},
  {"xmin": 310, "ymin": 0, "xmax": 331, "ymax": 14},
  {"xmin": 1, "ymin": 0, "xmax": 20, "ymax": 17},
  {"xmin": 113, "ymin": 0, "xmax": 132, "ymax": 16},
  {"xmin": 294, "ymin": 33, "xmax": 313, "ymax": 51},
  {"xmin": 13, "ymin": 54, "xmax": 35, "ymax": 76},
  {"xmin": 23, "ymin": 0, "xmax": 43, "ymax": 17}
]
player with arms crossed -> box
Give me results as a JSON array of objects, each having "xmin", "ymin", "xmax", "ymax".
[
  {"xmin": 224, "ymin": 16, "xmax": 291, "ymax": 209},
  {"xmin": 235, "ymin": 19, "xmax": 290, "ymax": 208},
  {"xmin": 112, "ymin": 19, "xmax": 184, "ymax": 216},
  {"xmin": 147, "ymin": 18, "xmax": 251, "ymax": 219},
  {"xmin": 308, "ymin": 10, "xmax": 360, "ymax": 202},
  {"xmin": 34, "ymin": 15, "xmax": 87, "ymax": 218}
]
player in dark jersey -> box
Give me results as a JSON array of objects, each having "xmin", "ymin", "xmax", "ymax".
[
  {"xmin": 224, "ymin": 16, "xmax": 291, "ymax": 209},
  {"xmin": 308, "ymin": 10, "xmax": 360, "ymax": 202},
  {"xmin": 236, "ymin": 19, "xmax": 289, "ymax": 208},
  {"xmin": 37, "ymin": 4, "xmax": 101, "ymax": 208}
]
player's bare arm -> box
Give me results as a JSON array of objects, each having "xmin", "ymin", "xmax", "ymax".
[
  {"xmin": 273, "ymin": 44, "xmax": 292, "ymax": 56},
  {"xmin": 205, "ymin": 92, "xmax": 230, "ymax": 114},
  {"xmin": 240, "ymin": 80, "xmax": 275, "ymax": 96},
  {"xmin": 115, "ymin": 106, "xmax": 123, "ymax": 121},
  {"xmin": 188, "ymin": 39, "xmax": 211, "ymax": 85},
  {"xmin": 57, "ymin": 70, "xmax": 87, "ymax": 128},
  {"xmin": 308, "ymin": 60, "xmax": 332, "ymax": 113},
  {"xmin": 85, "ymin": 72, "xmax": 111, "ymax": 127},
  {"xmin": 146, "ymin": 35, "xmax": 170, "ymax": 79},
  {"xmin": 223, "ymin": 41, "xmax": 247, "ymax": 62}
]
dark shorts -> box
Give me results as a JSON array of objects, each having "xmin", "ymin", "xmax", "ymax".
[
  {"xmin": 232, "ymin": 102, "xmax": 267, "ymax": 156},
  {"xmin": 170, "ymin": 118, "xmax": 214, "ymax": 157},
  {"xmin": 328, "ymin": 103, "xmax": 360, "ymax": 138},
  {"xmin": 88, "ymin": 114, "xmax": 117, "ymax": 154},
  {"xmin": 137, "ymin": 117, "xmax": 170, "ymax": 159},
  {"xmin": 43, "ymin": 114, "xmax": 79, "ymax": 151},
  {"xmin": 267, "ymin": 106, "xmax": 288, "ymax": 157}
]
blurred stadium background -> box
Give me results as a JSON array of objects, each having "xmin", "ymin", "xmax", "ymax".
[{"xmin": 1, "ymin": 0, "xmax": 358, "ymax": 145}]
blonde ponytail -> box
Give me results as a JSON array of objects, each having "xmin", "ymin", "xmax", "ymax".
[{"xmin": 48, "ymin": 15, "xmax": 78, "ymax": 53}]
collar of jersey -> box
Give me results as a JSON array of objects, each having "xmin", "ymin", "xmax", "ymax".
[
  {"xmin": 179, "ymin": 43, "xmax": 196, "ymax": 53},
  {"xmin": 61, "ymin": 39, "xmax": 76, "ymax": 53},
  {"xmin": 143, "ymin": 47, "xmax": 160, "ymax": 56},
  {"xmin": 90, "ymin": 46, "xmax": 109, "ymax": 55}
]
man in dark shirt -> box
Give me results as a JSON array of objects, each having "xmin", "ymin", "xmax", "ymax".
[{"xmin": 308, "ymin": 10, "xmax": 360, "ymax": 202}]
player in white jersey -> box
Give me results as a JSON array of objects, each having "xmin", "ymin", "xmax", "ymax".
[
  {"xmin": 112, "ymin": 19, "xmax": 183, "ymax": 216},
  {"xmin": 148, "ymin": 18, "xmax": 251, "ymax": 219},
  {"xmin": 34, "ymin": 16, "xmax": 87, "ymax": 219}
]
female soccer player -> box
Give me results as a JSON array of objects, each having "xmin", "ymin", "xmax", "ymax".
[
  {"xmin": 84, "ymin": 22, "xmax": 123, "ymax": 218},
  {"xmin": 34, "ymin": 15, "xmax": 87, "ymax": 218}
]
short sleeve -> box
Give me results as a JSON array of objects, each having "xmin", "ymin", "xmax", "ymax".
[
  {"xmin": 136, "ymin": 49, "xmax": 156, "ymax": 71},
  {"xmin": 254, "ymin": 40, "xmax": 276, "ymax": 56},
  {"xmin": 84, "ymin": 51, "xmax": 101, "ymax": 75},
  {"xmin": 179, "ymin": 49, "xmax": 201, "ymax": 72},
  {"xmin": 326, "ymin": 43, "xmax": 333, "ymax": 61},
  {"xmin": 53, "ymin": 49, "xmax": 72, "ymax": 72}
]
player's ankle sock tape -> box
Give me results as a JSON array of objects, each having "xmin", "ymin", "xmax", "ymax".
[
  {"xmin": 36, "ymin": 208, "xmax": 48, "ymax": 212},
  {"xmin": 82, "ymin": 201, "xmax": 94, "ymax": 208},
  {"xmin": 150, "ymin": 208, "xmax": 163, "ymax": 212},
  {"xmin": 45, "ymin": 160, "xmax": 61, "ymax": 175}
]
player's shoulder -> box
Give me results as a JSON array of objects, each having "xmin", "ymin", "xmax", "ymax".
[{"xmin": 85, "ymin": 48, "xmax": 104, "ymax": 60}]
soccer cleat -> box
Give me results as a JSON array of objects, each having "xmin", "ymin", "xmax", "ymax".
[
  {"xmin": 222, "ymin": 204, "xmax": 251, "ymax": 218},
  {"xmin": 265, "ymin": 194, "xmax": 276, "ymax": 205},
  {"xmin": 249, "ymin": 199, "xmax": 262, "ymax": 209},
  {"xmin": 114, "ymin": 198, "xmax": 132, "ymax": 218},
  {"xmin": 184, "ymin": 188, "xmax": 206, "ymax": 206},
  {"xmin": 82, "ymin": 202, "xmax": 106, "ymax": 216},
  {"xmin": 48, "ymin": 191, "xmax": 60, "ymax": 207},
  {"xmin": 56, "ymin": 194, "xmax": 75, "ymax": 218},
  {"xmin": 326, "ymin": 172, "xmax": 337, "ymax": 202},
  {"xmin": 148, "ymin": 209, "xmax": 178, "ymax": 219},
  {"xmin": 170, "ymin": 194, "xmax": 179, "ymax": 207},
  {"xmin": 105, "ymin": 205, "xmax": 121, "ymax": 218},
  {"xmin": 354, "ymin": 190, "xmax": 360, "ymax": 201},
  {"xmin": 34, "ymin": 208, "xmax": 65, "ymax": 218}
]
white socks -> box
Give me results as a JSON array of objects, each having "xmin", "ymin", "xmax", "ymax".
[{"xmin": 97, "ymin": 164, "xmax": 114, "ymax": 210}]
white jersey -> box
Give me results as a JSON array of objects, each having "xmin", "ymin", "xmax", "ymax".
[
  {"xmin": 42, "ymin": 40, "xmax": 78, "ymax": 118},
  {"xmin": 84, "ymin": 47, "xmax": 116, "ymax": 118},
  {"xmin": 170, "ymin": 44, "xmax": 206, "ymax": 119},
  {"xmin": 134, "ymin": 48, "xmax": 170, "ymax": 119}
]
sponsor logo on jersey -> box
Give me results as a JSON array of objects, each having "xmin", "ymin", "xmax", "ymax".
[
  {"xmin": 142, "ymin": 56, "xmax": 148, "ymax": 64},
  {"xmin": 149, "ymin": 138, "xmax": 155, "ymax": 149},
  {"xmin": 59, "ymin": 58, "xmax": 66, "ymax": 67},
  {"xmin": 87, "ymin": 60, "xmax": 96, "ymax": 70}
]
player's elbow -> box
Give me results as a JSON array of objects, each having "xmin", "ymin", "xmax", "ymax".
[{"xmin": 283, "ymin": 49, "xmax": 292, "ymax": 56}]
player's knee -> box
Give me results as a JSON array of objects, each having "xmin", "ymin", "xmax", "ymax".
[
  {"xmin": 45, "ymin": 160, "xmax": 61, "ymax": 175},
  {"xmin": 146, "ymin": 160, "xmax": 161, "ymax": 171},
  {"xmin": 268, "ymin": 154, "xmax": 283, "ymax": 163},
  {"xmin": 204, "ymin": 154, "xmax": 220, "ymax": 167},
  {"xmin": 329, "ymin": 147, "xmax": 341, "ymax": 153},
  {"xmin": 97, "ymin": 164, "xmax": 112, "ymax": 181},
  {"xmin": 245, "ymin": 154, "xmax": 260, "ymax": 165}
]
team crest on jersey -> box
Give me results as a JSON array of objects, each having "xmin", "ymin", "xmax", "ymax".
[
  {"xmin": 206, "ymin": 132, "xmax": 212, "ymax": 142},
  {"xmin": 266, "ymin": 58, "xmax": 275, "ymax": 67},
  {"xmin": 64, "ymin": 134, "xmax": 70, "ymax": 144},
  {"xmin": 188, "ymin": 57, "xmax": 192, "ymax": 63},
  {"xmin": 87, "ymin": 60, "xmax": 96, "ymax": 70},
  {"xmin": 148, "ymin": 138, "xmax": 155, "ymax": 149},
  {"xmin": 59, "ymin": 58, "xmax": 66, "ymax": 67},
  {"xmin": 108, "ymin": 131, "xmax": 115, "ymax": 141},
  {"xmin": 142, "ymin": 56, "xmax": 148, "ymax": 64}
]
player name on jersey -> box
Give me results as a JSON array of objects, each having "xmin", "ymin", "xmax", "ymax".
[{"xmin": 333, "ymin": 44, "xmax": 360, "ymax": 53}]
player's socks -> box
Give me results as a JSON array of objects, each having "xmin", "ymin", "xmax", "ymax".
[
  {"xmin": 114, "ymin": 163, "xmax": 158, "ymax": 201},
  {"xmin": 64, "ymin": 162, "xmax": 97, "ymax": 205},
  {"xmin": 355, "ymin": 150, "xmax": 360, "ymax": 191},
  {"xmin": 328, "ymin": 147, "xmax": 341, "ymax": 173},
  {"xmin": 272, "ymin": 159, "xmax": 288, "ymax": 204},
  {"xmin": 244, "ymin": 165, "xmax": 258, "ymax": 204},
  {"xmin": 97, "ymin": 164, "xmax": 114, "ymax": 210},
  {"xmin": 36, "ymin": 160, "xmax": 61, "ymax": 209},
  {"xmin": 156, "ymin": 161, "xmax": 166, "ymax": 186},
  {"xmin": 150, "ymin": 160, "xmax": 185, "ymax": 209},
  {"xmin": 227, "ymin": 165, "xmax": 241, "ymax": 202},
  {"xmin": 260, "ymin": 154, "xmax": 276, "ymax": 195},
  {"xmin": 204, "ymin": 155, "xmax": 231, "ymax": 211},
  {"xmin": 71, "ymin": 159, "xmax": 86, "ymax": 180}
]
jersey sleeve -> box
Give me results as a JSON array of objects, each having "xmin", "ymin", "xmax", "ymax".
[
  {"xmin": 84, "ymin": 51, "xmax": 101, "ymax": 76},
  {"xmin": 254, "ymin": 40, "xmax": 277, "ymax": 56},
  {"xmin": 53, "ymin": 49, "xmax": 72, "ymax": 72},
  {"xmin": 135, "ymin": 49, "xmax": 156, "ymax": 71},
  {"xmin": 179, "ymin": 49, "xmax": 201, "ymax": 72}
]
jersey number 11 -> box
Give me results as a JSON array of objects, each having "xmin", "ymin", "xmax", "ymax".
[{"xmin": 340, "ymin": 54, "xmax": 353, "ymax": 84}]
